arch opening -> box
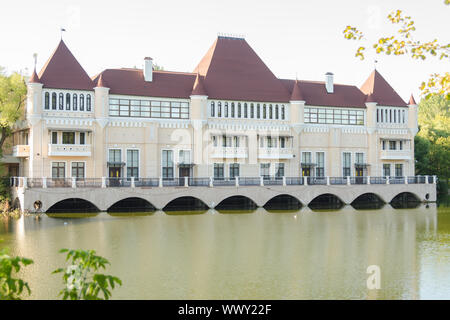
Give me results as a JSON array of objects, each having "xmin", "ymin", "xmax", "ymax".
[
  {"xmin": 46, "ymin": 198, "xmax": 99, "ymax": 213},
  {"xmin": 215, "ymin": 196, "xmax": 257, "ymax": 211},
  {"xmin": 12, "ymin": 198, "xmax": 21, "ymax": 211},
  {"xmin": 390, "ymin": 192, "xmax": 421, "ymax": 209},
  {"xmin": 309, "ymin": 193, "xmax": 344, "ymax": 210},
  {"xmin": 163, "ymin": 196, "xmax": 209, "ymax": 213},
  {"xmin": 264, "ymin": 194, "xmax": 302, "ymax": 211},
  {"xmin": 107, "ymin": 197, "xmax": 156, "ymax": 213},
  {"xmin": 351, "ymin": 193, "xmax": 385, "ymax": 210}
]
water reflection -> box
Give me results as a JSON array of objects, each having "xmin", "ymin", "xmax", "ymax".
[{"xmin": 0, "ymin": 204, "xmax": 448, "ymax": 300}]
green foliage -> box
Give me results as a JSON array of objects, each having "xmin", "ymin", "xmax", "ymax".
[
  {"xmin": 0, "ymin": 247, "xmax": 33, "ymax": 300},
  {"xmin": 343, "ymin": 4, "xmax": 450, "ymax": 100},
  {"xmin": 53, "ymin": 249, "xmax": 122, "ymax": 300},
  {"xmin": 415, "ymin": 95, "xmax": 450, "ymax": 193},
  {"xmin": 0, "ymin": 67, "xmax": 27, "ymax": 156}
]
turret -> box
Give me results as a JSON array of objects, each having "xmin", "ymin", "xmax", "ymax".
[
  {"xmin": 94, "ymin": 74, "xmax": 110, "ymax": 120},
  {"xmin": 408, "ymin": 94, "xmax": 418, "ymax": 134},
  {"xmin": 365, "ymin": 93, "xmax": 377, "ymax": 128},
  {"xmin": 190, "ymin": 73, "xmax": 208, "ymax": 120},
  {"xmin": 26, "ymin": 68, "xmax": 43, "ymax": 117},
  {"xmin": 289, "ymin": 80, "xmax": 306, "ymax": 124}
]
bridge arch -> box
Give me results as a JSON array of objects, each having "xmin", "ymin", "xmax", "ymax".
[
  {"xmin": 264, "ymin": 194, "xmax": 303, "ymax": 210},
  {"xmin": 215, "ymin": 195, "xmax": 258, "ymax": 210},
  {"xmin": 162, "ymin": 196, "xmax": 209, "ymax": 212},
  {"xmin": 390, "ymin": 192, "xmax": 421, "ymax": 209},
  {"xmin": 308, "ymin": 193, "xmax": 344, "ymax": 210},
  {"xmin": 351, "ymin": 193, "xmax": 385, "ymax": 210},
  {"xmin": 107, "ymin": 197, "xmax": 156, "ymax": 212},
  {"xmin": 46, "ymin": 198, "xmax": 100, "ymax": 213}
]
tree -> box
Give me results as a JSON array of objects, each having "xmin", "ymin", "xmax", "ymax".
[
  {"xmin": 53, "ymin": 249, "xmax": 122, "ymax": 300},
  {"xmin": 0, "ymin": 247, "xmax": 33, "ymax": 300},
  {"xmin": 0, "ymin": 67, "xmax": 27, "ymax": 156},
  {"xmin": 343, "ymin": 3, "xmax": 450, "ymax": 100}
]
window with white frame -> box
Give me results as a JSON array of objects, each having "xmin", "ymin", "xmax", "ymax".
[
  {"xmin": 260, "ymin": 163, "xmax": 270, "ymax": 179},
  {"xmin": 343, "ymin": 152, "xmax": 351, "ymax": 177},
  {"xmin": 127, "ymin": 150, "xmax": 139, "ymax": 178},
  {"xmin": 52, "ymin": 162, "xmax": 65, "ymax": 178},
  {"xmin": 316, "ymin": 152, "xmax": 325, "ymax": 177},
  {"xmin": 71, "ymin": 162, "xmax": 85, "ymax": 179},
  {"xmin": 275, "ymin": 163, "xmax": 285, "ymax": 178},
  {"xmin": 214, "ymin": 163, "xmax": 224, "ymax": 179},
  {"xmin": 179, "ymin": 150, "xmax": 191, "ymax": 164},
  {"xmin": 162, "ymin": 150, "xmax": 173, "ymax": 179},
  {"xmin": 229, "ymin": 163, "xmax": 239, "ymax": 179}
]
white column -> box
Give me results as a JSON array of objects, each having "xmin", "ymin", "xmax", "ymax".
[
  {"xmin": 131, "ymin": 177, "xmax": 135, "ymax": 188},
  {"xmin": 23, "ymin": 177, "xmax": 28, "ymax": 189},
  {"xmin": 159, "ymin": 177, "xmax": 163, "ymax": 187},
  {"xmin": 43, "ymin": 177, "xmax": 47, "ymax": 188},
  {"xmin": 209, "ymin": 176, "xmax": 213, "ymax": 187},
  {"xmin": 425, "ymin": 175, "xmax": 429, "ymax": 184},
  {"xmin": 367, "ymin": 176, "xmax": 371, "ymax": 185},
  {"xmin": 235, "ymin": 176, "xmax": 239, "ymax": 187},
  {"xmin": 347, "ymin": 176, "xmax": 351, "ymax": 185},
  {"xmin": 72, "ymin": 177, "xmax": 76, "ymax": 188},
  {"xmin": 386, "ymin": 176, "xmax": 390, "ymax": 185},
  {"xmin": 304, "ymin": 176, "xmax": 308, "ymax": 186},
  {"xmin": 101, "ymin": 177, "xmax": 106, "ymax": 188},
  {"xmin": 260, "ymin": 176, "xmax": 264, "ymax": 186},
  {"xmin": 184, "ymin": 176, "xmax": 188, "ymax": 187},
  {"xmin": 326, "ymin": 176, "xmax": 330, "ymax": 186},
  {"xmin": 282, "ymin": 176, "xmax": 286, "ymax": 186},
  {"xmin": 433, "ymin": 175, "xmax": 437, "ymax": 184},
  {"xmin": 404, "ymin": 176, "xmax": 408, "ymax": 184}
]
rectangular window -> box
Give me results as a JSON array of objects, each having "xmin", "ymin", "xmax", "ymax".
[
  {"xmin": 109, "ymin": 149, "xmax": 121, "ymax": 163},
  {"xmin": 395, "ymin": 164, "xmax": 403, "ymax": 177},
  {"xmin": 355, "ymin": 153, "xmax": 364, "ymax": 164},
  {"xmin": 71, "ymin": 162, "xmax": 85, "ymax": 179},
  {"xmin": 280, "ymin": 137, "xmax": 286, "ymax": 148},
  {"xmin": 316, "ymin": 152, "xmax": 325, "ymax": 177},
  {"xmin": 162, "ymin": 150, "xmax": 173, "ymax": 180},
  {"xmin": 343, "ymin": 152, "xmax": 351, "ymax": 177},
  {"xmin": 52, "ymin": 162, "xmax": 65, "ymax": 178},
  {"xmin": 383, "ymin": 164, "xmax": 391, "ymax": 177},
  {"xmin": 233, "ymin": 136, "xmax": 239, "ymax": 148},
  {"xmin": 179, "ymin": 150, "xmax": 191, "ymax": 164},
  {"xmin": 212, "ymin": 136, "xmax": 217, "ymax": 147},
  {"xmin": 127, "ymin": 150, "xmax": 139, "ymax": 178},
  {"xmin": 260, "ymin": 163, "xmax": 270, "ymax": 179},
  {"xmin": 229, "ymin": 163, "xmax": 239, "ymax": 179},
  {"xmin": 389, "ymin": 141, "xmax": 396, "ymax": 150},
  {"xmin": 79, "ymin": 132, "xmax": 85, "ymax": 145},
  {"xmin": 302, "ymin": 152, "xmax": 312, "ymax": 164},
  {"xmin": 52, "ymin": 132, "xmax": 58, "ymax": 144},
  {"xmin": 382, "ymin": 140, "xmax": 386, "ymax": 150},
  {"xmin": 62, "ymin": 132, "xmax": 75, "ymax": 144},
  {"xmin": 275, "ymin": 163, "xmax": 285, "ymax": 178},
  {"xmin": 399, "ymin": 141, "xmax": 403, "ymax": 150},
  {"xmin": 214, "ymin": 163, "xmax": 224, "ymax": 180}
]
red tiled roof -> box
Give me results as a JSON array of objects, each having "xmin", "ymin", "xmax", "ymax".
[
  {"xmin": 360, "ymin": 70, "xmax": 407, "ymax": 107},
  {"xmin": 28, "ymin": 68, "xmax": 41, "ymax": 83},
  {"xmin": 281, "ymin": 79, "xmax": 367, "ymax": 108},
  {"xmin": 409, "ymin": 94, "xmax": 417, "ymax": 105},
  {"xmin": 95, "ymin": 74, "xmax": 108, "ymax": 88},
  {"xmin": 38, "ymin": 40, "xmax": 94, "ymax": 91},
  {"xmin": 290, "ymin": 80, "xmax": 305, "ymax": 101},
  {"xmin": 92, "ymin": 69, "xmax": 196, "ymax": 99},
  {"xmin": 191, "ymin": 73, "xmax": 208, "ymax": 96},
  {"xmin": 193, "ymin": 36, "xmax": 291, "ymax": 102}
]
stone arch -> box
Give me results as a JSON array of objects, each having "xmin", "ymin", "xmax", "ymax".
[
  {"xmin": 308, "ymin": 193, "xmax": 344, "ymax": 210},
  {"xmin": 107, "ymin": 197, "xmax": 156, "ymax": 212},
  {"xmin": 162, "ymin": 196, "xmax": 209, "ymax": 212},
  {"xmin": 46, "ymin": 198, "xmax": 100, "ymax": 213},
  {"xmin": 263, "ymin": 194, "xmax": 303, "ymax": 210},
  {"xmin": 215, "ymin": 195, "xmax": 258, "ymax": 210},
  {"xmin": 351, "ymin": 193, "xmax": 385, "ymax": 210},
  {"xmin": 390, "ymin": 192, "xmax": 421, "ymax": 209}
]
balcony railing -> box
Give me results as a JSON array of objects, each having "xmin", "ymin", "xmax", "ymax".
[
  {"xmin": 258, "ymin": 148, "xmax": 294, "ymax": 159},
  {"xmin": 211, "ymin": 147, "xmax": 248, "ymax": 158},
  {"xmin": 380, "ymin": 149, "xmax": 411, "ymax": 160},
  {"xmin": 48, "ymin": 144, "xmax": 92, "ymax": 157},
  {"xmin": 10, "ymin": 175, "xmax": 437, "ymax": 188},
  {"xmin": 12, "ymin": 145, "xmax": 30, "ymax": 157}
]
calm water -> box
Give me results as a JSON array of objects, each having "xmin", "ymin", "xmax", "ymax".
[{"xmin": 1, "ymin": 204, "xmax": 449, "ymax": 300}]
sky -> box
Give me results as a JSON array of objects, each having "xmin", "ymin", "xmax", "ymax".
[{"xmin": 0, "ymin": 0, "xmax": 448, "ymax": 101}]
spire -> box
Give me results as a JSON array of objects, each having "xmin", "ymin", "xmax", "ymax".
[
  {"xmin": 409, "ymin": 94, "xmax": 417, "ymax": 105},
  {"xmin": 95, "ymin": 73, "xmax": 108, "ymax": 88},
  {"xmin": 191, "ymin": 73, "xmax": 208, "ymax": 96},
  {"xmin": 290, "ymin": 80, "xmax": 305, "ymax": 101},
  {"xmin": 360, "ymin": 69, "xmax": 407, "ymax": 106},
  {"xmin": 38, "ymin": 39, "xmax": 93, "ymax": 90},
  {"xmin": 28, "ymin": 68, "xmax": 41, "ymax": 83}
]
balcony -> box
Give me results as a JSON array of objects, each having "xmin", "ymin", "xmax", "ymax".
[
  {"xmin": 258, "ymin": 148, "xmax": 294, "ymax": 159},
  {"xmin": 12, "ymin": 145, "xmax": 30, "ymax": 157},
  {"xmin": 48, "ymin": 144, "xmax": 92, "ymax": 157},
  {"xmin": 211, "ymin": 147, "xmax": 248, "ymax": 159},
  {"xmin": 380, "ymin": 149, "xmax": 411, "ymax": 160}
]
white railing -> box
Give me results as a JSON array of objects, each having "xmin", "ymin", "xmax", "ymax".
[
  {"xmin": 12, "ymin": 145, "xmax": 30, "ymax": 157},
  {"xmin": 380, "ymin": 149, "xmax": 412, "ymax": 160},
  {"xmin": 48, "ymin": 144, "xmax": 92, "ymax": 157},
  {"xmin": 258, "ymin": 148, "xmax": 294, "ymax": 159},
  {"xmin": 211, "ymin": 147, "xmax": 248, "ymax": 158}
]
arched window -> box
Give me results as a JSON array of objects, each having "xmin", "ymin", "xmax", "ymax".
[
  {"xmin": 263, "ymin": 104, "xmax": 267, "ymax": 119},
  {"xmin": 73, "ymin": 94, "xmax": 78, "ymax": 111},
  {"xmin": 250, "ymin": 103, "xmax": 254, "ymax": 118},
  {"xmin": 244, "ymin": 103, "xmax": 248, "ymax": 118},
  {"xmin": 44, "ymin": 92, "xmax": 50, "ymax": 109},
  {"xmin": 238, "ymin": 103, "xmax": 242, "ymax": 118},
  {"xmin": 231, "ymin": 102, "xmax": 235, "ymax": 117},
  {"xmin": 86, "ymin": 94, "xmax": 92, "ymax": 111},
  {"xmin": 224, "ymin": 102, "xmax": 229, "ymax": 117},
  {"xmin": 65, "ymin": 93, "xmax": 71, "ymax": 110},
  {"xmin": 275, "ymin": 105, "xmax": 279, "ymax": 119},
  {"xmin": 51, "ymin": 93, "xmax": 57, "ymax": 110},
  {"xmin": 389, "ymin": 109, "xmax": 392, "ymax": 123},
  {"xmin": 376, "ymin": 109, "xmax": 379, "ymax": 122},
  {"xmin": 217, "ymin": 102, "xmax": 222, "ymax": 117},
  {"xmin": 80, "ymin": 94, "xmax": 85, "ymax": 111},
  {"xmin": 59, "ymin": 93, "xmax": 64, "ymax": 110},
  {"xmin": 269, "ymin": 104, "xmax": 273, "ymax": 119},
  {"xmin": 281, "ymin": 105, "xmax": 285, "ymax": 120},
  {"xmin": 257, "ymin": 104, "xmax": 261, "ymax": 119},
  {"xmin": 211, "ymin": 101, "xmax": 215, "ymax": 117},
  {"xmin": 402, "ymin": 110, "xmax": 406, "ymax": 123}
]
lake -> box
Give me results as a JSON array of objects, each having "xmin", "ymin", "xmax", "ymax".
[{"xmin": 1, "ymin": 203, "xmax": 449, "ymax": 300}]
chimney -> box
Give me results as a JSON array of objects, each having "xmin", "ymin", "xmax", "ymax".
[
  {"xmin": 144, "ymin": 57, "xmax": 153, "ymax": 82},
  {"xmin": 325, "ymin": 72, "xmax": 334, "ymax": 93}
]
